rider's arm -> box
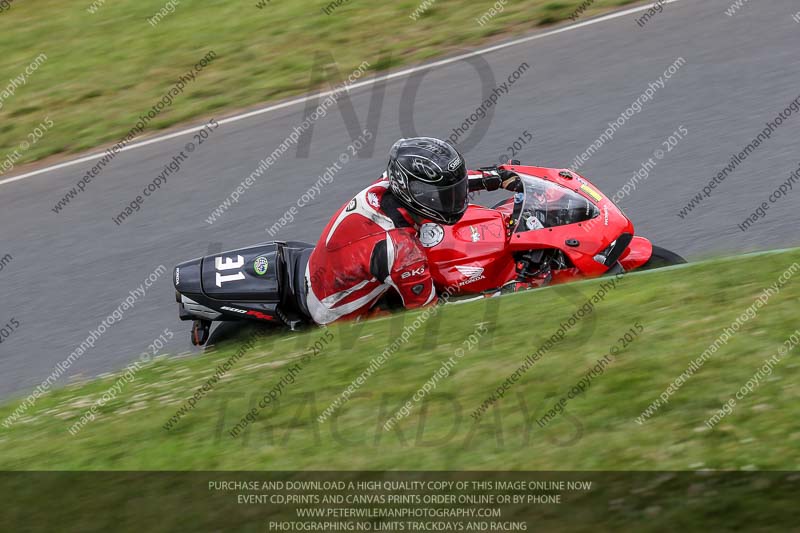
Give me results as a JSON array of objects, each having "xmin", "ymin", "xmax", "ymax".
[{"xmin": 370, "ymin": 231, "xmax": 437, "ymax": 309}]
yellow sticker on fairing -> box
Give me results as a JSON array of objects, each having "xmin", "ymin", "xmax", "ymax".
[{"xmin": 580, "ymin": 184, "xmax": 603, "ymax": 202}]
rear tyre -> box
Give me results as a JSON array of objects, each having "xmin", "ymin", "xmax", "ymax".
[{"xmin": 639, "ymin": 245, "xmax": 687, "ymax": 270}]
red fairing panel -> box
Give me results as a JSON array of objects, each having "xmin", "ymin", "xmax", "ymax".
[
  {"xmin": 620, "ymin": 236, "xmax": 653, "ymax": 271},
  {"xmin": 424, "ymin": 207, "xmax": 516, "ymax": 294}
]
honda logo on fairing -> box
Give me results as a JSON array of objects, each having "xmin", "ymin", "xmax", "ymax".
[
  {"xmin": 455, "ymin": 265, "xmax": 486, "ymax": 287},
  {"xmin": 455, "ymin": 265, "xmax": 484, "ymax": 280}
]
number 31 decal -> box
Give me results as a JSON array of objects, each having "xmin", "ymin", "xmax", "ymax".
[{"xmin": 215, "ymin": 255, "xmax": 245, "ymax": 287}]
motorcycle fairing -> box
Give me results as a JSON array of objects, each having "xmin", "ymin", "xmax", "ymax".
[
  {"xmin": 619, "ymin": 236, "xmax": 653, "ymax": 271},
  {"xmin": 426, "ymin": 165, "xmax": 650, "ymax": 294},
  {"xmin": 424, "ymin": 207, "xmax": 517, "ymax": 294},
  {"xmin": 175, "ymin": 242, "xmax": 314, "ymax": 325},
  {"xmin": 201, "ymin": 243, "xmax": 281, "ymax": 301}
]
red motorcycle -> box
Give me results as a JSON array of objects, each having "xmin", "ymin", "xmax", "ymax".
[
  {"xmin": 424, "ymin": 163, "xmax": 684, "ymax": 295},
  {"xmin": 173, "ymin": 163, "xmax": 684, "ymax": 344}
]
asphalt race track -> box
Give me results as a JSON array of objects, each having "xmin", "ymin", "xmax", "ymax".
[{"xmin": 1, "ymin": 0, "xmax": 798, "ymax": 400}]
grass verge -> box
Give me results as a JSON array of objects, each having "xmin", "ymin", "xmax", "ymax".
[
  {"xmin": 1, "ymin": 248, "xmax": 799, "ymax": 470},
  {"xmin": 0, "ymin": 0, "xmax": 640, "ymax": 170}
]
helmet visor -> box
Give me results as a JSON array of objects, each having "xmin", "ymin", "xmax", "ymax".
[{"xmin": 408, "ymin": 177, "xmax": 469, "ymax": 219}]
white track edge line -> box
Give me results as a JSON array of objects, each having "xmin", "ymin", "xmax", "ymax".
[{"xmin": 0, "ymin": 0, "xmax": 683, "ymax": 188}]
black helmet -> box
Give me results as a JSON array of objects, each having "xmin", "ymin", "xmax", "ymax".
[{"xmin": 387, "ymin": 137, "xmax": 468, "ymax": 225}]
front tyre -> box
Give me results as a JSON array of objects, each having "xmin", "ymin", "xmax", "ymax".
[{"xmin": 639, "ymin": 245, "xmax": 687, "ymax": 270}]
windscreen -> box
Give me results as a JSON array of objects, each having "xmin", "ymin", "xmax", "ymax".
[{"xmin": 513, "ymin": 175, "xmax": 600, "ymax": 233}]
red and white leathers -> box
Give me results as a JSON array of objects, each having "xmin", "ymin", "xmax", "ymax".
[{"xmin": 305, "ymin": 175, "xmax": 437, "ymax": 325}]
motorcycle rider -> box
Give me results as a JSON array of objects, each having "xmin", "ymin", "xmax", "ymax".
[{"xmin": 304, "ymin": 137, "xmax": 519, "ymax": 325}]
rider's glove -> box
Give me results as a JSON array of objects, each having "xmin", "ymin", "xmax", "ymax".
[
  {"xmin": 498, "ymin": 169, "xmax": 523, "ymax": 192},
  {"xmin": 479, "ymin": 172, "xmax": 503, "ymax": 191},
  {"xmin": 481, "ymin": 169, "xmax": 522, "ymax": 192}
]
